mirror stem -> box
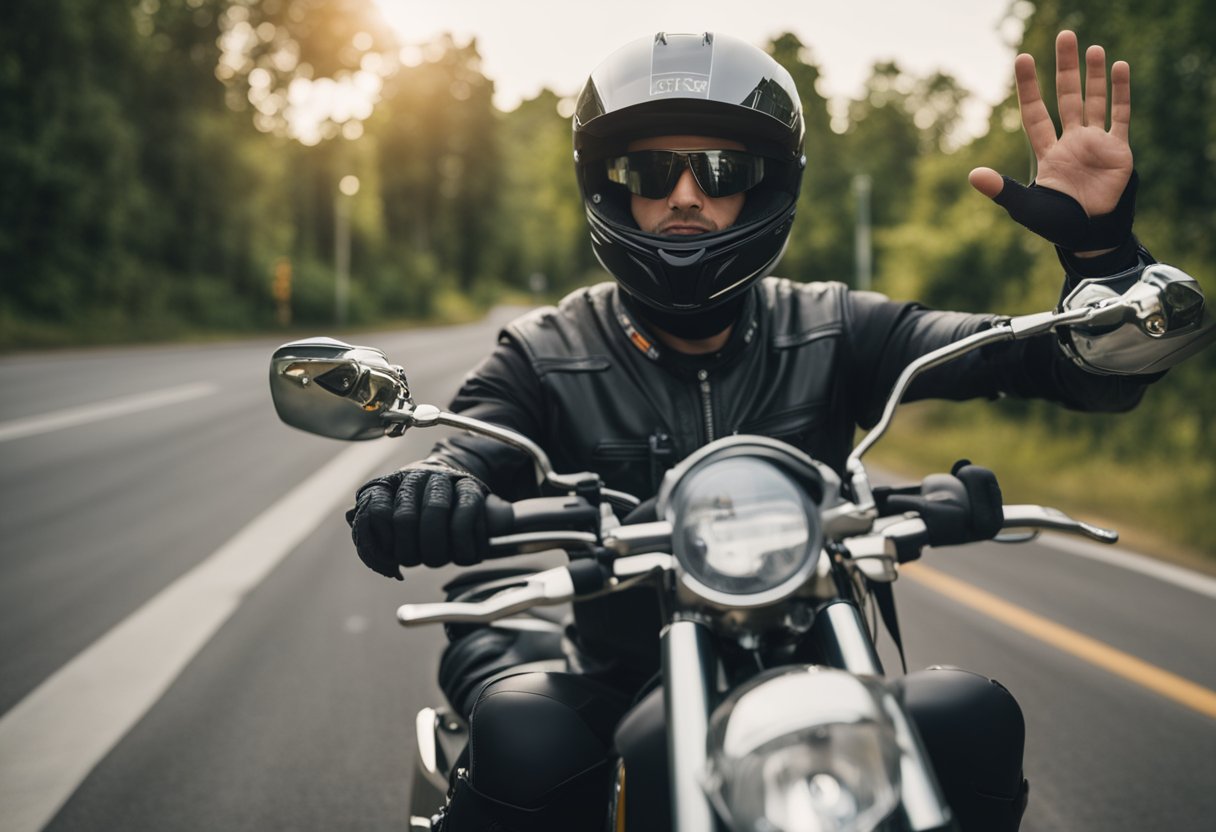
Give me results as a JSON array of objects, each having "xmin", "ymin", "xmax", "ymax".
[
  {"xmin": 845, "ymin": 299, "xmax": 1130, "ymax": 509},
  {"xmin": 849, "ymin": 325, "xmax": 1013, "ymax": 471},
  {"xmin": 399, "ymin": 404, "xmax": 605, "ymax": 497}
]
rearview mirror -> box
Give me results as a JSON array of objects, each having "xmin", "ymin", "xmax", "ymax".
[
  {"xmin": 1062, "ymin": 264, "xmax": 1215, "ymax": 375},
  {"xmin": 269, "ymin": 337, "xmax": 410, "ymax": 440}
]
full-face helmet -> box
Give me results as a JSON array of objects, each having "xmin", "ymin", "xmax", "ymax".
[{"xmin": 573, "ymin": 32, "xmax": 805, "ymax": 316}]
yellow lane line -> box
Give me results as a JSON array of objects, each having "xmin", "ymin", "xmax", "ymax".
[{"xmin": 901, "ymin": 563, "xmax": 1216, "ymax": 721}]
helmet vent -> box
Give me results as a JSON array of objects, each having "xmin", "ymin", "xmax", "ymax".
[
  {"xmin": 659, "ymin": 248, "xmax": 707, "ymax": 267},
  {"xmin": 626, "ymin": 253, "xmax": 663, "ymax": 286}
]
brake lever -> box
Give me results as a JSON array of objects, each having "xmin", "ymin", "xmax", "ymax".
[
  {"xmin": 843, "ymin": 500, "xmax": 1118, "ymax": 569},
  {"xmin": 1001, "ymin": 505, "xmax": 1118, "ymax": 544}
]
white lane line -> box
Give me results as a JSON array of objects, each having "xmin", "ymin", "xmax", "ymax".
[
  {"xmin": 1038, "ymin": 532, "xmax": 1216, "ymax": 600},
  {"xmin": 0, "ymin": 383, "xmax": 219, "ymax": 443},
  {"xmin": 0, "ymin": 438, "xmax": 402, "ymax": 832}
]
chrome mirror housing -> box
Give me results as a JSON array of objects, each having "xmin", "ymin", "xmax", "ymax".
[
  {"xmin": 269, "ymin": 337, "xmax": 411, "ymax": 440},
  {"xmin": 1061, "ymin": 263, "xmax": 1216, "ymax": 375}
]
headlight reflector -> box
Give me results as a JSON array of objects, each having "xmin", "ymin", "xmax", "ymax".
[
  {"xmin": 705, "ymin": 669, "xmax": 902, "ymax": 832},
  {"xmin": 710, "ymin": 723, "xmax": 900, "ymax": 832},
  {"xmin": 671, "ymin": 457, "xmax": 819, "ymax": 602}
]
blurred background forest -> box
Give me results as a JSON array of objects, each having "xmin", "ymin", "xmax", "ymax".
[{"xmin": 1, "ymin": 0, "xmax": 1213, "ymax": 557}]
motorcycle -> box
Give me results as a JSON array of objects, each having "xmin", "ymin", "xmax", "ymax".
[{"xmin": 269, "ymin": 264, "xmax": 1213, "ymax": 831}]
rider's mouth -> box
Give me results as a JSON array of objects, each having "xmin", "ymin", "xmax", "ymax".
[{"xmin": 660, "ymin": 223, "xmax": 714, "ymax": 235}]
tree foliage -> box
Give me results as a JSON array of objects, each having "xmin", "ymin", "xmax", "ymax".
[
  {"xmin": 875, "ymin": 0, "xmax": 1216, "ymax": 468},
  {"xmin": 1, "ymin": 1, "xmax": 1211, "ymax": 543}
]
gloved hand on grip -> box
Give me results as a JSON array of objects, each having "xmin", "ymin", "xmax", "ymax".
[
  {"xmin": 880, "ymin": 461, "xmax": 1005, "ymax": 549},
  {"xmin": 346, "ymin": 463, "xmax": 491, "ymax": 578}
]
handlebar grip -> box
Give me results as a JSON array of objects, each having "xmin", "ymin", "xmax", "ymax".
[
  {"xmin": 485, "ymin": 495, "xmax": 515, "ymax": 537},
  {"xmin": 484, "ymin": 495, "xmax": 600, "ymax": 538}
]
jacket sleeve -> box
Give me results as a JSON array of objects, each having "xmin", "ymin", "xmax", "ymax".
[
  {"xmin": 423, "ymin": 333, "xmax": 547, "ymax": 501},
  {"xmin": 842, "ymin": 289, "xmax": 1160, "ymax": 431}
]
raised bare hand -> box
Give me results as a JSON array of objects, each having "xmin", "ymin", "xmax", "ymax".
[{"xmin": 970, "ymin": 30, "xmax": 1133, "ymax": 218}]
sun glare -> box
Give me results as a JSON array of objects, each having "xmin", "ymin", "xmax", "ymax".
[
  {"xmin": 372, "ymin": 0, "xmax": 462, "ymax": 48},
  {"xmin": 282, "ymin": 0, "xmax": 475, "ymax": 144},
  {"xmin": 287, "ymin": 72, "xmax": 382, "ymax": 146},
  {"xmin": 217, "ymin": 2, "xmax": 390, "ymax": 144}
]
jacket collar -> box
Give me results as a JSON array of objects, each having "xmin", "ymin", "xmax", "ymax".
[{"xmin": 611, "ymin": 285, "xmax": 760, "ymax": 378}]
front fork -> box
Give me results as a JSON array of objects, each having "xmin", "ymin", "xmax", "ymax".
[
  {"xmin": 812, "ymin": 599, "xmax": 956, "ymax": 830},
  {"xmin": 662, "ymin": 618, "xmax": 719, "ymax": 832},
  {"xmin": 659, "ymin": 606, "xmax": 955, "ymax": 832}
]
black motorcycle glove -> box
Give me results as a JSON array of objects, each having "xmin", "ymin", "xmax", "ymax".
[
  {"xmin": 346, "ymin": 463, "xmax": 491, "ymax": 578},
  {"xmin": 881, "ymin": 461, "xmax": 1004, "ymax": 548},
  {"xmin": 993, "ymin": 169, "xmax": 1137, "ymax": 254}
]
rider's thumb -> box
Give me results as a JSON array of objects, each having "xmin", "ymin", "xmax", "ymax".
[{"xmin": 968, "ymin": 167, "xmax": 1005, "ymax": 199}]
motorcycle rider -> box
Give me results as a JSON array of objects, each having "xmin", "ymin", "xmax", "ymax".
[{"xmin": 349, "ymin": 30, "xmax": 1154, "ymax": 831}]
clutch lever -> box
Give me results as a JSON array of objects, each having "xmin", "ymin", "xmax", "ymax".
[
  {"xmin": 398, "ymin": 564, "xmax": 580, "ymax": 627},
  {"xmin": 396, "ymin": 553, "xmax": 676, "ymax": 627},
  {"xmin": 487, "ymin": 531, "xmax": 598, "ymax": 557}
]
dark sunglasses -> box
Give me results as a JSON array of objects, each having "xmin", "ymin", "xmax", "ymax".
[{"xmin": 605, "ymin": 149, "xmax": 766, "ymax": 199}]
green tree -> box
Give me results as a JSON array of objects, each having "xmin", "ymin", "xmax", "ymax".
[
  {"xmin": 1012, "ymin": 0, "xmax": 1216, "ymax": 461},
  {"xmin": 0, "ymin": 0, "xmax": 299, "ymax": 337},
  {"xmin": 135, "ymin": 0, "xmax": 294, "ymax": 327},
  {"xmin": 909, "ymin": 72, "xmax": 971, "ymax": 154},
  {"xmin": 767, "ymin": 32, "xmax": 855, "ymax": 283},
  {"xmin": 375, "ymin": 37, "xmax": 501, "ymax": 293},
  {"xmin": 845, "ymin": 61, "xmax": 922, "ymax": 232},
  {"xmin": 870, "ymin": 0, "xmax": 1215, "ymax": 553},
  {"xmin": 0, "ymin": 0, "xmax": 148, "ymax": 325},
  {"xmin": 496, "ymin": 90, "xmax": 595, "ymax": 295}
]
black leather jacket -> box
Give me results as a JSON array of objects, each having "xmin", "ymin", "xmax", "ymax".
[{"xmin": 429, "ymin": 277, "xmax": 1152, "ymax": 498}]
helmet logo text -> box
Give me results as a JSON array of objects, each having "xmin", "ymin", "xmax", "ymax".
[{"xmin": 650, "ymin": 73, "xmax": 710, "ymax": 97}]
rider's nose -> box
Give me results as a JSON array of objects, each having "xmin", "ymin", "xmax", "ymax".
[{"xmin": 667, "ymin": 168, "xmax": 705, "ymax": 210}]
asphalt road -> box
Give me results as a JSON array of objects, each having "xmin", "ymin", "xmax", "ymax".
[{"xmin": 0, "ymin": 310, "xmax": 1213, "ymax": 831}]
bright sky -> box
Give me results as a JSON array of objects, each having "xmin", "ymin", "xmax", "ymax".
[{"xmin": 372, "ymin": 0, "xmax": 1028, "ymax": 137}]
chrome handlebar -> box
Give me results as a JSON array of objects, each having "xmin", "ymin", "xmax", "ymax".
[{"xmin": 395, "ymin": 500, "xmax": 1116, "ymax": 627}]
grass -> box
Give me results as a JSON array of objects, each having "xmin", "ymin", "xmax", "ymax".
[{"xmin": 868, "ymin": 400, "xmax": 1216, "ymax": 575}]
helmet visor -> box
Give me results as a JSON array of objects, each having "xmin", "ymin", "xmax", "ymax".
[{"xmin": 605, "ymin": 149, "xmax": 766, "ymax": 199}]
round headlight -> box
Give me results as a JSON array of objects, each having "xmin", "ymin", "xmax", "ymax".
[
  {"xmin": 705, "ymin": 668, "xmax": 903, "ymax": 832},
  {"xmin": 670, "ymin": 456, "xmax": 820, "ymax": 605}
]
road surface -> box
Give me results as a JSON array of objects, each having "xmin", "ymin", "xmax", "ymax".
[{"xmin": 1, "ymin": 310, "xmax": 1212, "ymax": 831}]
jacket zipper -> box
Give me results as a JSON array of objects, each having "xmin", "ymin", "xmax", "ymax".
[{"xmin": 697, "ymin": 369, "xmax": 715, "ymax": 442}]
